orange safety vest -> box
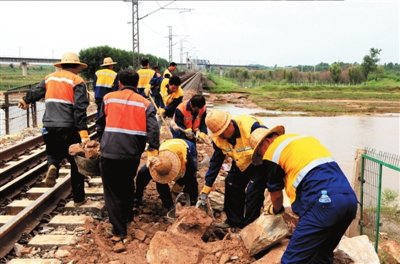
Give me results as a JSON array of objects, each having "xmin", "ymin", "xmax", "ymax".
[
  {"xmin": 176, "ymin": 100, "xmax": 206, "ymax": 131},
  {"xmin": 103, "ymin": 89, "xmax": 150, "ymax": 136},
  {"xmin": 45, "ymin": 69, "xmax": 84, "ymax": 105},
  {"xmin": 137, "ymin": 68, "xmax": 155, "ymax": 89}
]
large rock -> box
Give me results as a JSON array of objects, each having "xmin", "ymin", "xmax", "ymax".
[
  {"xmin": 168, "ymin": 207, "xmax": 213, "ymax": 240},
  {"xmin": 147, "ymin": 231, "xmax": 203, "ymax": 264},
  {"xmin": 208, "ymin": 191, "xmax": 224, "ymax": 212},
  {"xmin": 239, "ymin": 213, "xmax": 290, "ymax": 256},
  {"xmin": 253, "ymin": 239, "xmax": 289, "ymax": 264},
  {"xmin": 336, "ymin": 235, "xmax": 379, "ymax": 264},
  {"xmin": 380, "ymin": 240, "xmax": 400, "ymax": 263}
]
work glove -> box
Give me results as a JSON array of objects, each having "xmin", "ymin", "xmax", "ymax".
[
  {"xmin": 184, "ymin": 128, "xmax": 195, "ymax": 139},
  {"xmin": 79, "ymin": 130, "xmax": 90, "ymax": 144},
  {"xmin": 196, "ymin": 131, "xmax": 208, "ymax": 140},
  {"xmin": 201, "ymin": 185, "xmax": 212, "ymax": 195},
  {"xmin": 157, "ymin": 108, "xmax": 165, "ymax": 116},
  {"xmin": 264, "ymin": 203, "xmax": 285, "ymax": 215},
  {"xmin": 18, "ymin": 98, "xmax": 29, "ymax": 110},
  {"xmin": 171, "ymin": 182, "xmax": 184, "ymax": 193},
  {"xmin": 146, "ymin": 149, "xmax": 159, "ymax": 167}
]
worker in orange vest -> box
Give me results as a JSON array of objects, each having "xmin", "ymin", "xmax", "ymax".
[
  {"xmin": 96, "ymin": 69, "xmax": 159, "ymax": 249},
  {"xmin": 18, "ymin": 52, "xmax": 89, "ymax": 206},
  {"xmin": 172, "ymin": 94, "xmax": 208, "ymax": 143}
]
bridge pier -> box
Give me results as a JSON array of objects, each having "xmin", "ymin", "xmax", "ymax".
[{"xmin": 20, "ymin": 62, "xmax": 28, "ymax": 77}]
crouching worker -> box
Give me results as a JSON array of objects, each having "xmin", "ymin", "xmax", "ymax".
[
  {"xmin": 249, "ymin": 126, "xmax": 357, "ymax": 264},
  {"xmin": 134, "ymin": 138, "xmax": 198, "ymax": 213}
]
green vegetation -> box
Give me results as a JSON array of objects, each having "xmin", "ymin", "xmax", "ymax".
[
  {"xmin": 0, "ymin": 64, "xmax": 53, "ymax": 90},
  {"xmin": 0, "ymin": 45, "xmax": 169, "ymax": 91}
]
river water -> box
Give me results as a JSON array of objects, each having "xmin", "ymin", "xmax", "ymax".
[
  {"xmin": 213, "ymin": 104, "xmax": 400, "ymax": 192},
  {"xmin": 1, "ymin": 102, "xmax": 399, "ymax": 192}
]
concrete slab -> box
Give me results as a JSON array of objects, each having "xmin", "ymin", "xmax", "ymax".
[
  {"xmin": 0, "ymin": 215, "xmax": 14, "ymax": 226},
  {"xmin": 84, "ymin": 187, "xmax": 104, "ymax": 196},
  {"xmin": 25, "ymin": 187, "xmax": 50, "ymax": 199},
  {"xmin": 48, "ymin": 215, "xmax": 90, "ymax": 228},
  {"xmin": 88, "ymin": 177, "xmax": 102, "ymax": 186},
  {"xmin": 63, "ymin": 200, "xmax": 105, "ymax": 214},
  {"xmin": 6, "ymin": 200, "xmax": 33, "ymax": 215},
  {"xmin": 28, "ymin": 234, "xmax": 77, "ymax": 248},
  {"xmin": 7, "ymin": 259, "xmax": 61, "ymax": 264}
]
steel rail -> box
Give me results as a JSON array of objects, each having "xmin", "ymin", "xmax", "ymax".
[{"xmin": 0, "ymin": 174, "xmax": 72, "ymax": 258}]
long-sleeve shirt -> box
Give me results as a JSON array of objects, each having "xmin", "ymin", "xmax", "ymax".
[
  {"xmin": 23, "ymin": 71, "xmax": 88, "ymax": 130},
  {"xmin": 172, "ymin": 105, "xmax": 207, "ymax": 140},
  {"xmin": 204, "ymin": 121, "xmax": 265, "ymax": 187}
]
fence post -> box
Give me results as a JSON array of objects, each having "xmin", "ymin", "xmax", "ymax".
[
  {"xmin": 347, "ymin": 148, "xmax": 366, "ymax": 237},
  {"xmin": 4, "ymin": 92, "xmax": 10, "ymax": 135},
  {"xmin": 26, "ymin": 106, "xmax": 30, "ymax": 128},
  {"xmin": 31, "ymin": 102, "xmax": 37, "ymax": 127}
]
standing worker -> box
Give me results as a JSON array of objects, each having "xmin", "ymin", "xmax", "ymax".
[
  {"xmin": 96, "ymin": 69, "xmax": 159, "ymax": 248},
  {"xmin": 18, "ymin": 52, "xmax": 89, "ymax": 206},
  {"xmin": 163, "ymin": 62, "xmax": 177, "ymax": 78},
  {"xmin": 149, "ymin": 65, "xmax": 163, "ymax": 107},
  {"xmin": 137, "ymin": 58, "xmax": 156, "ymax": 97},
  {"xmin": 93, "ymin": 57, "xmax": 118, "ymax": 117},
  {"xmin": 134, "ymin": 138, "xmax": 198, "ymax": 212},
  {"xmin": 199, "ymin": 110, "xmax": 268, "ymax": 229},
  {"xmin": 172, "ymin": 94, "xmax": 208, "ymax": 143},
  {"xmin": 159, "ymin": 76, "xmax": 184, "ymax": 118},
  {"xmin": 249, "ymin": 127, "xmax": 357, "ymax": 264}
]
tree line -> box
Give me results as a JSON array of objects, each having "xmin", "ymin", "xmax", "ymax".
[
  {"xmin": 218, "ymin": 48, "xmax": 399, "ymax": 85},
  {"xmin": 78, "ymin": 46, "xmax": 169, "ymax": 80}
]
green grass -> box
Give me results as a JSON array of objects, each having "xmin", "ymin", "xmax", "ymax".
[
  {"xmin": 0, "ymin": 65, "xmax": 54, "ymax": 90},
  {"xmin": 206, "ymin": 73, "xmax": 400, "ymax": 115}
]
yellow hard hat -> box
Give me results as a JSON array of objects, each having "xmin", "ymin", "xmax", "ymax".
[
  {"xmin": 205, "ymin": 110, "xmax": 231, "ymax": 136},
  {"xmin": 100, "ymin": 57, "xmax": 117, "ymax": 67},
  {"xmin": 54, "ymin": 52, "xmax": 87, "ymax": 69},
  {"xmin": 249, "ymin": 126, "xmax": 285, "ymax": 164}
]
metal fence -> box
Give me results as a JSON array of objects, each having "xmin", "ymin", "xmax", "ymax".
[
  {"xmin": 1, "ymin": 81, "xmax": 93, "ymax": 136},
  {"xmin": 359, "ymin": 147, "xmax": 400, "ymax": 252}
]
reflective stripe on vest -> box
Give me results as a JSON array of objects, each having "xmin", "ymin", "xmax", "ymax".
[
  {"xmin": 293, "ymin": 157, "xmax": 335, "ymax": 188},
  {"xmin": 272, "ymin": 135, "xmax": 309, "ymax": 163},
  {"xmin": 177, "ymin": 100, "xmax": 206, "ymax": 130},
  {"xmin": 265, "ymin": 134, "xmax": 334, "ymax": 203},
  {"xmin": 95, "ymin": 69, "xmax": 117, "ymax": 88},
  {"xmin": 44, "ymin": 70, "xmax": 82, "ymax": 105},
  {"xmin": 104, "ymin": 89, "xmax": 149, "ymax": 136},
  {"xmin": 213, "ymin": 115, "xmax": 261, "ymax": 171},
  {"xmin": 137, "ymin": 69, "xmax": 155, "ymax": 89}
]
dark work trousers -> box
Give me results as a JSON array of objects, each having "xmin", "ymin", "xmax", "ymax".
[
  {"xmin": 42, "ymin": 127, "xmax": 85, "ymax": 203},
  {"xmin": 100, "ymin": 157, "xmax": 140, "ymax": 238},
  {"xmin": 95, "ymin": 98, "xmax": 102, "ymax": 118},
  {"xmin": 224, "ymin": 163, "xmax": 268, "ymax": 228},
  {"xmin": 281, "ymin": 193, "xmax": 357, "ymax": 264},
  {"xmin": 135, "ymin": 150, "xmax": 198, "ymax": 209}
]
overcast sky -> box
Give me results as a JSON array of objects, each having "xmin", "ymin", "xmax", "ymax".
[{"xmin": 0, "ymin": 0, "xmax": 398, "ymax": 66}]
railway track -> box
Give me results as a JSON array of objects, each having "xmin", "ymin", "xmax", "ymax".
[{"xmin": 0, "ymin": 71, "xmax": 204, "ymax": 262}]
